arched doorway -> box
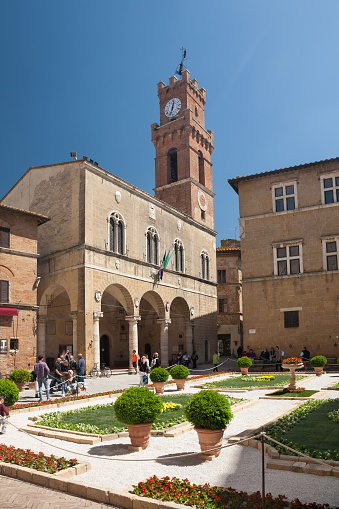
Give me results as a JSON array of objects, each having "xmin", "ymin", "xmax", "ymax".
[
  {"xmin": 101, "ymin": 284, "xmax": 133, "ymax": 368},
  {"xmin": 100, "ymin": 335, "xmax": 110, "ymax": 366},
  {"xmin": 139, "ymin": 291, "xmax": 164, "ymax": 362},
  {"xmin": 169, "ymin": 297, "xmax": 190, "ymax": 365}
]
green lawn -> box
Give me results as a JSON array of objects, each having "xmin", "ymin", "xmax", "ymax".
[
  {"xmin": 264, "ymin": 398, "xmax": 339, "ymax": 460},
  {"xmin": 204, "ymin": 374, "xmax": 305, "ymax": 389},
  {"xmin": 267, "ymin": 390, "xmax": 317, "ymax": 398},
  {"xmin": 284, "ymin": 399, "xmax": 338, "ymax": 452},
  {"xmin": 37, "ymin": 393, "xmax": 241, "ymax": 434}
]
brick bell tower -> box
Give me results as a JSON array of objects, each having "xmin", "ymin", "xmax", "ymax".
[{"xmin": 151, "ymin": 69, "xmax": 215, "ymax": 229}]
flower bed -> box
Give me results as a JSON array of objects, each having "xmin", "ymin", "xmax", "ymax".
[
  {"xmin": 262, "ymin": 398, "xmax": 339, "ymax": 460},
  {"xmin": 36, "ymin": 394, "xmax": 242, "ymax": 434},
  {"xmin": 282, "ymin": 357, "xmax": 303, "ymax": 364},
  {"xmin": 0, "ymin": 444, "xmax": 78, "ymax": 473},
  {"xmin": 204, "ymin": 374, "xmax": 305, "ymax": 389},
  {"xmin": 10, "ymin": 372, "xmax": 235, "ymax": 411},
  {"xmin": 132, "ymin": 476, "xmax": 334, "ymax": 508}
]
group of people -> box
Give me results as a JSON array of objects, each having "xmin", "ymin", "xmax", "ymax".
[
  {"xmin": 175, "ymin": 351, "xmax": 199, "ymax": 369},
  {"xmin": 237, "ymin": 345, "xmax": 311, "ymax": 371},
  {"xmin": 32, "ymin": 352, "xmax": 86, "ymax": 401},
  {"xmin": 132, "ymin": 350, "xmax": 161, "ymax": 386}
]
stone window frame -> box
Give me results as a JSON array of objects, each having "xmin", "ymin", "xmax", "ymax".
[
  {"xmin": 108, "ymin": 211, "xmax": 126, "ymax": 255},
  {"xmin": 271, "ymin": 181, "xmax": 298, "ymax": 213},
  {"xmin": 200, "ymin": 250, "xmax": 210, "ymax": 280},
  {"xmin": 284, "ymin": 310, "xmax": 299, "ymax": 328},
  {"xmin": 174, "ymin": 238, "xmax": 185, "ymax": 273},
  {"xmin": 320, "ymin": 171, "xmax": 339, "ymax": 205},
  {"xmin": 146, "ymin": 226, "xmax": 160, "ymax": 265},
  {"xmin": 322, "ymin": 235, "xmax": 339, "ymax": 271},
  {"xmin": 272, "ymin": 239, "xmax": 304, "ymax": 276}
]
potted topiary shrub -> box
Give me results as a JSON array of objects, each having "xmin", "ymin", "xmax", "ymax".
[
  {"xmin": 113, "ymin": 387, "xmax": 163, "ymax": 450},
  {"xmin": 184, "ymin": 390, "xmax": 233, "ymax": 458},
  {"xmin": 0, "ymin": 379, "xmax": 19, "ymax": 406},
  {"xmin": 310, "ymin": 356, "xmax": 327, "ymax": 376},
  {"xmin": 237, "ymin": 356, "xmax": 252, "ymax": 375},
  {"xmin": 9, "ymin": 369, "xmax": 31, "ymax": 391},
  {"xmin": 149, "ymin": 367, "xmax": 169, "ymax": 394},
  {"xmin": 170, "ymin": 365, "xmax": 190, "ymax": 391}
]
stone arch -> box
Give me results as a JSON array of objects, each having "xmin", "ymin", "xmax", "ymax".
[{"xmin": 38, "ymin": 283, "xmax": 73, "ymax": 366}]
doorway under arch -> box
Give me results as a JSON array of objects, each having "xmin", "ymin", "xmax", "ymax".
[{"xmin": 100, "ymin": 335, "xmax": 110, "ymax": 366}]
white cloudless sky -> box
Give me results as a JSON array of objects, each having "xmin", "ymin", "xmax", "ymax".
[{"xmin": 1, "ymin": 1, "xmax": 339, "ymax": 244}]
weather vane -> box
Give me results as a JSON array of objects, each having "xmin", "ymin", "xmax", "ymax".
[{"xmin": 176, "ymin": 47, "xmax": 187, "ymax": 76}]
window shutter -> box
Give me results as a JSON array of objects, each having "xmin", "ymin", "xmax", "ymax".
[{"xmin": 0, "ymin": 281, "xmax": 9, "ymax": 303}]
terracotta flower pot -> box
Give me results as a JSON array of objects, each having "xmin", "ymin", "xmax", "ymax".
[
  {"xmin": 14, "ymin": 382, "xmax": 26, "ymax": 392},
  {"xmin": 314, "ymin": 366, "xmax": 324, "ymax": 376},
  {"xmin": 126, "ymin": 422, "xmax": 153, "ymax": 449},
  {"xmin": 153, "ymin": 382, "xmax": 165, "ymax": 394},
  {"xmin": 240, "ymin": 367, "xmax": 249, "ymax": 375},
  {"xmin": 194, "ymin": 427, "xmax": 226, "ymax": 457},
  {"xmin": 174, "ymin": 379, "xmax": 186, "ymax": 390}
]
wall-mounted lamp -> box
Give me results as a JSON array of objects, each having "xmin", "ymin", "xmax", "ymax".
[
  {"xmin": 289, "ymin": 344, "xmax": 292, "ymax": 348},
  {"xmin": 88, "ymin": 340, "xmax": 93, "ymax": 348},
  {"xmin": 334, "ymin": 343, "xmax": 337, "ymax": 347}
]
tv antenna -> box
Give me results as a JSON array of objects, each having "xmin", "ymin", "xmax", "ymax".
[{"xmin": 176, "ymin": 47, "xmax": 187, "ymax": 76}]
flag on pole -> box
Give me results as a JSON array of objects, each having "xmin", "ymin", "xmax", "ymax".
[{"xmin": 158, "ymin": 250, "xmax": 172, "ymax": 280}]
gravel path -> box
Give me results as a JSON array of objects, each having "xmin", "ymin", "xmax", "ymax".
[{"xmin": 6, "ymin": 371, "xmax": 339, "ymax": 507}]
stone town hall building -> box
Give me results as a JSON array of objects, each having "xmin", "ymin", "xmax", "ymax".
[{"xmin": 1, "ymin": 69, "xmax": 217, "ymax": 371}]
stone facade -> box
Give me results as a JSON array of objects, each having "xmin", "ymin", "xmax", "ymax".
[
  {"xmin": 229, "ymin": 157, "xmax": 339, "ymax": 360},
  {"xmin": 0, "ymin": 205, "xmax": 49, "ymax": 373},
  {"xmin": 216, "ymin": 240, "xmax": 242, "ymax": 356},
  {"xmin": 1, "ymin": 70, "xmax": 218, "ymax": 372}
]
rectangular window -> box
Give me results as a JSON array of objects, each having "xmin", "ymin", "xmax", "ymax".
[
  {"xmin": 0, "ymin": 339, "xmax": 7, "ymax": 354},
  {"xmin": 272, "ymin": 182, "xmax": 297, "ymax": 212},
  {"xmin": 284, "ymin": 311, "xmax": 299, "ymax": 328},
  {"xmin": 274, "ymin": 243, "xmax": 302, "ymax": 276},
  {"xmin": 218, "ymin": 299, "xmax": 227, "ymax": 313},
  {"xmin": 217, "ymin": 270, "xmax": 226, "ymax": 283},
  {"xmin": 323, "ymin": 239, "xmax": 338, "ymax": 271},
  {"xmin": 10, "ymin": 338, "xmax": 18, "ymax": 350},
  {"xmin": 0, "ymin": 280, "xmax": 9, "ymax": 303},
  {"xmin": 0, "ymin": 228, "xmax": 10, "ymax": 248},
  {"xmin": 321, "ymin": 173, "xmax": 339, "ymax": 205}
]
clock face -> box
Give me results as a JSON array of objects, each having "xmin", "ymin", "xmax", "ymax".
[{"xmin": 164, "ymin": 97, "xmax": 181, "ymax": 118}]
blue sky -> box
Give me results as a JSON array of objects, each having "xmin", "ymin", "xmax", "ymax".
[{"xmin": 1, "ymin": 1, "xmax": 339, "ymax": 244}]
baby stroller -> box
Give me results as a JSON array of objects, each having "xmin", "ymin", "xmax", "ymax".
[{"xmin": 64, "ymin": 370, "xmax": 87, "ymax": 396}]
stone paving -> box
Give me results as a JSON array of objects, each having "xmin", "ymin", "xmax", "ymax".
[{"xmin": 2, "ymin": 364, "xmax": 339, "ymax": 508}]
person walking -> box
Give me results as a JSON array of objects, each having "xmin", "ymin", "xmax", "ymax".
[
  {"xmin": 34, "ymin": 355, "xmax": 50, "ymax": 402},
  {"xmin": 76, "ymin": 353, "xmax": 85, "ymax": 383},
  {"xmin": 191, "ymin": 351, "xmax": 199, "ymax": 369},
  {"xmin": 150, "ymin": 352, "xmax": 160, "ymax": 370},
  {"xmin": 132, "ymin": 350, "xmax": 139, "ymax": 373},
  {"xmin": 213, "ymin": 351, "xmax": 220, "ymax": 372}
]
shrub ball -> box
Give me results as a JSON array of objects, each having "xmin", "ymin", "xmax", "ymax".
[
  {"xmin": 170, "ymin": 365, "xmax": 190, "ymax": 380},
  {"xmin": 184, "ymin": 390, "xmax": 233, "ymax": 430},
  {"xmin": 114, "ymin": 387, "xmax": 163, "ymax": 425},
  {"xmin": 0, "ymin": 380, "xmax": 19, "ymax": 406}
]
